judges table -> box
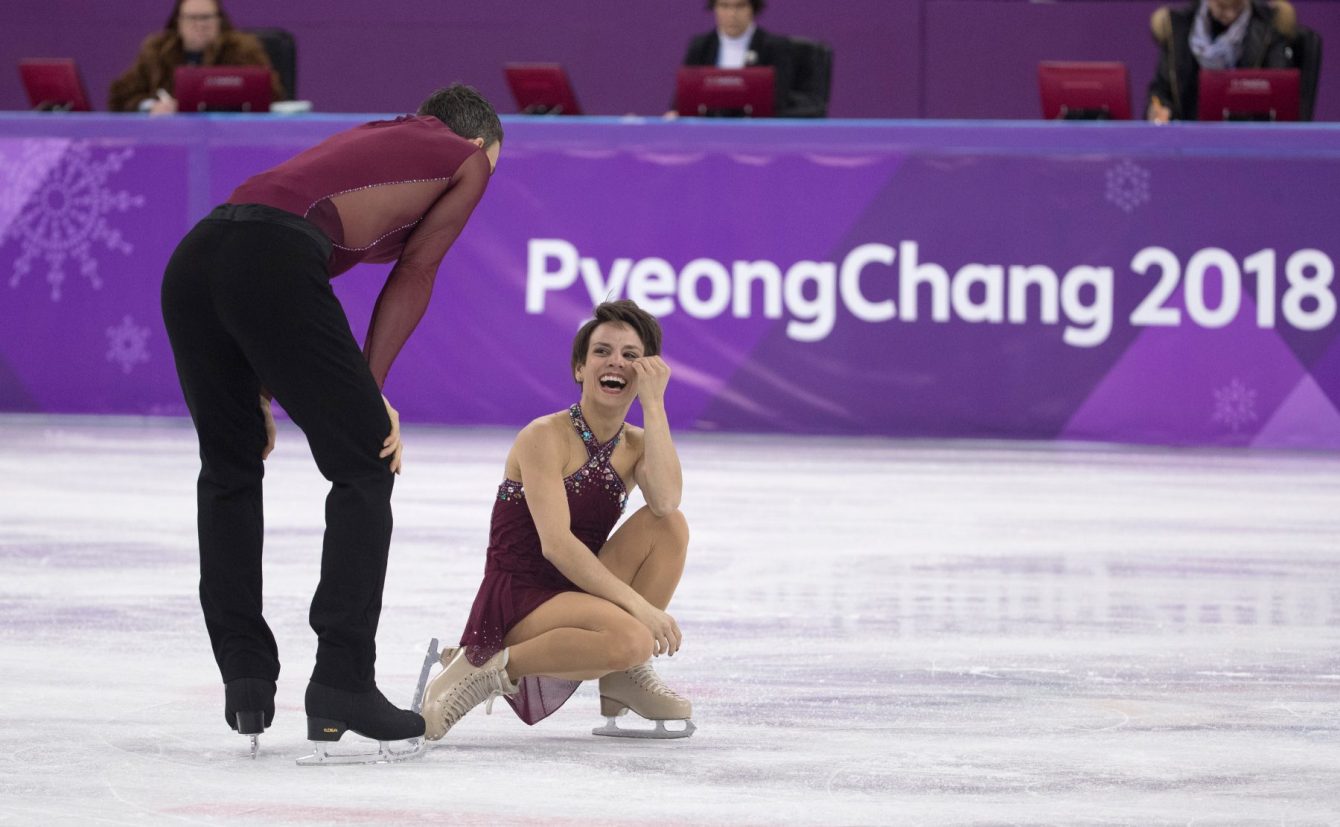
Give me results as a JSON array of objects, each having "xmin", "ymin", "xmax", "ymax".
[{"xmin": 0, "ymin": 113, "xmax": 1337, "ymax": 449}]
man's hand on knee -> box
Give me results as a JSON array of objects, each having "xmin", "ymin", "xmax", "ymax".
[
  {"xmin": 260, "ymin": 396, "xmax": 276, "ymax": 459},
  {"xmin": 380, "ymin": 394, "xmax": 403, "ymax": 474}
]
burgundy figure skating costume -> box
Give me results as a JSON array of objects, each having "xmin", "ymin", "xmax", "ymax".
[{"xmin": 458, "ymin": 404, "xmax": 628, "ymax": 724}]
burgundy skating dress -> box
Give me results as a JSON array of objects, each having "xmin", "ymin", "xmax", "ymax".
[{"xmin": 459, "ymin": 404, "xmax": 628, "ymax": 724}]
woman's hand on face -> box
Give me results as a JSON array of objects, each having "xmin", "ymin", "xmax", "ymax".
[{"xmin": 630, "ymin": 355, "xmax": 671, "ymax": 406}]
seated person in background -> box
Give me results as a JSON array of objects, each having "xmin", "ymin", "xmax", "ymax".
[
  {"xmin": 1147, "ymin": 0, "xmax": 1299, "ymax": 122},
  {"xmin": 677, "ymin": 0, "xmax": 796, "ymax": 116},
  {"xmin": 108, "ymin": 0, "xmax": 285, "ymax": 114}
]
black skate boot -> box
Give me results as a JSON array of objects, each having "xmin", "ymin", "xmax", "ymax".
[
  {"xmin": 223, "ymin": 678, "xmax": 276, "ymax": 759},
  {"xmin": 297, "ymin": 682, "xmax": 427, "ymax": 766}
]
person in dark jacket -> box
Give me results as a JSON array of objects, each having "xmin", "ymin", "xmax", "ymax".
[
  {"xmin": 108, "ymin": 0, "xmax": 284, "ymax": 114},
  {"xmin": 1147, "ymin": 0, "xmax": 1299, "ymax": 122},
  {"xmin": 677, "ymin": 0, "xmax": 797, "ymax": 117}
]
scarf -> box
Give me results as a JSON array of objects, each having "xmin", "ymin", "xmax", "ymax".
[{"xmin": 1189, "ymin": 1, "xmax": 1253, "ymax": 70}]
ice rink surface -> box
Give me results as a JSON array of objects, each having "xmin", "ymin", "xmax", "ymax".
[{"xmin": 1, "ymin": 415, "xmax": 1337, "ymax": 826}]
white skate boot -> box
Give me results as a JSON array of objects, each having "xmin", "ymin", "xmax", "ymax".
[
  {"xmin": 422, "ymin": 646, "xmax": 519, "ymax": 741},
  {"xmin": 593, "ymin": 660, "xmax": 696, "ymax": 739}
]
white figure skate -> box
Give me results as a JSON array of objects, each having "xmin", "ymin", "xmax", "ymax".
[
  {"xmin": 593, "ymin": 660, "xmax": 696, "ymax": 739},
  {"xmin": 295, "ymin": 638, "xmax": 440, "ymax": 766},
  {"xmin": 421, "ymin": 646, "xmax": 519, "ymax": 741}
]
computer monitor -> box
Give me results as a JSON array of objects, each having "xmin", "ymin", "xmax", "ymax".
[
  {"xmin": 18, "ymin": 58, "xmax": 92, "ymax": 112},
  {"xmin": 1038, "ymin": 61, "xmax": 1131, "ymax": 120},
  {"xmin": 1197, "ymin": 69, "xmax": 1300, "ymax": 121},
  {"xmin": 504, "ymin": 63, "xmax": 582, "ymax": 115},
  {"xmin": 675, "ymin": 66, "xmax": 775, "ymax": 118},
  {"xmin": 174, "ymin": 65, "xmax": 272, "ymax": 113}
]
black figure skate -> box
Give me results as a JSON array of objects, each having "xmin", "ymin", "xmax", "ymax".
[
  {"xmin": 224, "ymin": 677, "xmax": 275, "ymax": 759},
  {"xmin": 295, "ymin": 639, "xmax": 440, "ymax": 765}
]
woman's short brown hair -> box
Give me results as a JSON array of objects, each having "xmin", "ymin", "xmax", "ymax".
[{"xmin": 570, "ymin": 301, "xmax": 663, "ymax": 383}]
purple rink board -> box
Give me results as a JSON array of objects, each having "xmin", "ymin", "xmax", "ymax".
[{"xmin": 0, "ymin": 113, "xmax": 1338, "ymax": 450}]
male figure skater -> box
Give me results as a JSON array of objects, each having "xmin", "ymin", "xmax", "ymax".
[{"xmin": 160, "ymin": 84, "xmax": 502, "ymax": 761}]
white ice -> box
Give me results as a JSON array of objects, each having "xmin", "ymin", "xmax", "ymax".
[{"xmin": 1, "ymin": 415, "xmax": 1337, "ymax": 826}]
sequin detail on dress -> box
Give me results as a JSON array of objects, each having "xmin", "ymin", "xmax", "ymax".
[
  {"xmin": 494, "ymin": 404, "xmax": 627, "ymax": 513},
  {"xmin": 497, "ymin": 479, "xmax": 523, "ymax": 502}
]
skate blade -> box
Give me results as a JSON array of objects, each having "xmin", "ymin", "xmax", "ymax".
[
  {"xmin": 411, "ymin": 638, "xmax": 442, "ymax": 715},
  {"xmin": 249, "ymin": 733, "xmax": 259, "ymax": 759},
  {"xmin": 592, "ymin": 717, "xmax": 696, "ymax": 739},
  {"xmin": 296, "ymin": 736, "xmax": 427, "ymax": 766}
]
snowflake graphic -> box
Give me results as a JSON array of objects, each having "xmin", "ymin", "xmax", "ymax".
[
  {"xmin": 0, "ymin": 141, "xmax": 145, "ymax": 301},
  {"xmin": 1104, "ymin": 159, "xmax": 1151, "ymax": 214},
  {"xmin": 1212, "ymin": 378, "xmax": 1258, "ymax": 433},
  {"xmin": 106, "ymin": 314, "xmax": 150, "ymax": 374},
  {"xmin": 0, "ymin": 141, "xmax": 64, "ymax": 235}
]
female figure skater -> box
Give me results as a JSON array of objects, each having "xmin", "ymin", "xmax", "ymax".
[{"xmin": 422, "ymin": 300, "xmax": 694, "ymax": 740}]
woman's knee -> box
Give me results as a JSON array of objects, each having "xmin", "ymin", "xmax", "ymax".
[
  {"xmin": 651, "ymin": 508, "xmax": 689, "ymax": 558},
  {"xmin": 605, "ymin": 622, "xmax": 653, "ymax": 671},
  {"xmin": 631, "ymin": 506, "xmax": 689, "ymax": 550}
]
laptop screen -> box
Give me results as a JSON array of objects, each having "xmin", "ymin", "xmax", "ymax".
[
  {"xmin": 505, "ymin": 64, "xmax": 582, "ymax": 115},
  {"xmin": 1038, "ymin": 61, "xmax": 1131, "ymax": 120},
  {"xmin": 19, "ymin": 59, "xmax": 92, "ymax": 112},
  {"xmin": 675, "ymin": 66, "xmax": 775, "ymax": 118},
  {"xmin": 174, "ymin": 66, "xmax": 273, "ymax": 113},
  {"xmin": 1198, "ymin": 69, "xmax": 1300, "ymax": 122}
]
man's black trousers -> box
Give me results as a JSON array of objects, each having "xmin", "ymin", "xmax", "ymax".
[{"xmin": 161, "ymin": 204, "xmax": 394, "ymax": 693}]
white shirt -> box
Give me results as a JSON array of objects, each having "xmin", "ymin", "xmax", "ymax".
[{"xmin": 717, "ymin": 23, "xmax": 758, "ymax": 68}]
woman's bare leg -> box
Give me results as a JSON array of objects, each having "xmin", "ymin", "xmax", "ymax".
[
  {"xmin": 501, "ymin": 508, "xmax": 688, "ymax": 682},
  {"xmin": 503, "ymin": 592, "xmax": 651, "ymax": 681},
  {"xmin": 597, "ymin": 506, "xmax": 689, "ymax": 610}
]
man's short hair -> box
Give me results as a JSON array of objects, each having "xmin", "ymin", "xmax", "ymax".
[
  {"xmin": 571, "ymin": 301, "xmax": 664, "ymax": 383},
  {"xmin": 706, "ymin": 0, "xmax": 766, "ymax": 12},
  {"xmin": 418, "ymin": 84, "xmax": 504, "ymax": 149}
]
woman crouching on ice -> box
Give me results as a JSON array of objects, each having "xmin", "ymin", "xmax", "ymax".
[{"xmin": 422, "ymin": 299, "xmax": 694, "ymax": 739}]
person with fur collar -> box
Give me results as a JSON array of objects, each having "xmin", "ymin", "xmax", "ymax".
[
  {"xmin": 1147, "ymin": 0, "xmax": 1299, "ymax": 122},
  {"xmin": 108, "ymin": 0, "xmax": 284, "ymax": 114}
]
